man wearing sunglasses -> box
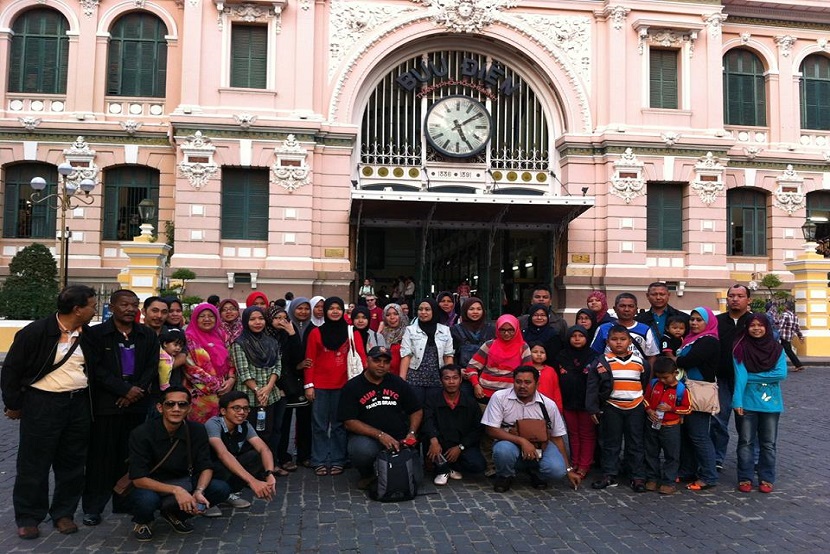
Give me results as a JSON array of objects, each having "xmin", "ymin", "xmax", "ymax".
[
  {"xmin": 127, "ymin": 386, "xmax": 231, "ymax": 541},
  {"xmin": 204, "ymin": 391, "xmax": 278, "ymax": 516}
]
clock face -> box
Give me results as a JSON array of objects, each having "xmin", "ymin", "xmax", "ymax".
[{"xmin": 424, "ymin": 96, "xmax": 492, "ymax": 158}]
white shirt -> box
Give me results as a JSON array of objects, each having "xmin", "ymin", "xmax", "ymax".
[{"xmin": 481, "ymin": 387, "xmax": 567, "ymax": 438}]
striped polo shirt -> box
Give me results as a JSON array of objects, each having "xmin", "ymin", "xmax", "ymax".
[{"xmin": 605, "ymin": 353, "xmax": 645, "ymax": 410}]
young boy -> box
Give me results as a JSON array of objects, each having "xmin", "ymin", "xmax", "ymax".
[
  {"xmin": 528, "ymin": 342, "xmax": 563, "ymax": 413},
  {"xmin": 587, "ymin": 325, "xmax": 648, "ymax": 492},
  {"xmin": 644, "ymin": 357, "xmax": 691, "ymax": 494},
  {"xmin": 661, "ymin": 315, "xmax": 688, "ymax": 357}
]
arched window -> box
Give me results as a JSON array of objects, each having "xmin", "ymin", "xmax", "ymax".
[
  {"xmin": 102, "ymin": 166, "xmax": 160, "ymax": 240},
  {"xmin": 107, "ymin": 12, "xmax": 168, "ymax": 97},
  {"xmin": 723, "ymin": 49, "xmax": 766, "ymax": 126},
  {"xmin": 2, "ymin": 163, "xmax": 57, "ymax": 238},
  {"xmin": 8, "ymin": 8, "xmax": 69, "ymax": 94},
  {"xmin": 800, "ymin": 54, "xmax": 830, "ymax": 131},
  {"xmin": 727, "ymin": 188, "xmax": 767, "ymax": 256}
]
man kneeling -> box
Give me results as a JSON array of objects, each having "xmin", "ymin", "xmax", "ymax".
[
  {"xmin": 205, "ymin": 392, "xmax": 278, "ymax": 516},
  {"xmin": 127, "ymin": 386, "xmax": 230, "ymax": 541},
  {"xmin": 481, "ymin": 366, "xmax": 581, "ymax": 492}
]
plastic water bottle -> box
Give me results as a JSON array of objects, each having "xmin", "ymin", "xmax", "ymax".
[
  {"xmin": 651, "ymin": 410, "xmax": 665, "ymax": 430},
  {"xmin": 256, "ymin": 408, "xmax": 266, "ymax": 431}
]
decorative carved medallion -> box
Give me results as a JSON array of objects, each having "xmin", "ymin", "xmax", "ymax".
[
  {"xmin": 178, "ymin": 131, "xmax": 219, "ymax": 189},
  {"xmin": 413, "ymin": 0, "xmax": 518, "ymax": 33},
  {"xmin": 604, "ymin": 6, "xmax": 629, "ymax": 31},
  {"xmin": 510, "ymin": 14, "xmax": 591, "ymax": 87},
  {"xmin": 79, "ymin": 0, "xmax": 99, "ymax": 17},
  {"xmin": 661, "ymin": 132, "xmax": 681, "ymax": 147},
  {"xmin": 775, "ymin": 35, "xmax": 796, "ymax": 57},
  {"xmin": 610, "ymin": 148, "xmax": 645, "ymax": 204},
  {"xmin": 638, "ymin": 27, "xmax": 698, "ymax": 56},
  {"xmin": 63, "ymin": 137, "xmax": 99, "ymax": 186},
  {"xmin": 702, "ymin": 13, "xmax": 726, "ymax": 38},
  {"xmin": 773, "ymin": 165, "xmax": 804, "ymax": 215},
  {"xmin": 120, "ymin": 120, "xmax": 143, "ymax": 135},
  {"xmin": 271, "ymin": 135, "xmax": 311, "ymax": 192},
  {"xmin": 691, "ymin": 152, "xmax": 726, "ymax": 206},
  {"xmin": 18, "ymin": 117, "xmax": 41, "ymax": 131},
  {"xmin": 233, "ymin": 114, "xmax": 258, "ymax": 129},
  {"xmin": 740, "ymin": 33, "xmax": 751, "ymax": 44}
]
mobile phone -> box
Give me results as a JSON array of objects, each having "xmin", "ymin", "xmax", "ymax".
[{"xmin": 196, "ymin": 503, "xmax": 206, "ymax": 512}]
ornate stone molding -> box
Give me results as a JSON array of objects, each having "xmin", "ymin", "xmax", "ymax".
[
  {"xmin": 691, "ymin": 152, "xmax": 726, "ymax": 206},
  {"xmin": 818, "ymin": 38, "xmax": 828, "ymax": 51},
  {"xmin": 603, "ymin": 6, "xmax": 630, "ymax": 31},
  {"xmin": 740, "ymin": 32, "xmax": 751, "ymax": 45},
  {"xmin": 773, "ymin": 164, "xmax": 804, "ymax": 215},
  {"xmin": 62, "ymin": 137, "xmax": 99, "ymax": 186},
  {"xmin": 215, "ymin": 0, "xmax": 286, "ymax": 32},
  {"xmin": 300, "ymin": 0, "xmax": 310, "ymax": 10},
  {"xmin": 177, "ymin": 131, "xmax": 219, "ymax": 190},
  {"xmin": 702, "ymin": 13, "xmax": 726, "ymax": 38},
  {"xmin": 271, "ymin": 134, "xmax": 310, "ymax": 192},
  {"xmin": 413, "ymin": 0, "xmax": 518, "ymax": 34},
  {"xmin": 120, "ymin": 120, "xmax": 143, "ymax": 135},
  {"xmin": 775, "ymin": 35, "xmax": 796, "ymax": 57},
  {"xmin": 661, "ymin": 132, "xmax": 681, "ymax": 147},
  {"xmin": 233, "ymin": 113, "xmax": 258, "ymax": 129},
  {"xmin": 134, "ymin": 0, "xmax": 146, "ymax": 8},
  {"xmin": 743, "ymin": 146, "xmax": 762, "ymax": 159},
  {"xmin": 610, "ymin": 148, "xmax": 645, "ymax": 204},
  {"xmin": 18, "ymin": 116, "xmax": 41, "ymax": 131},
  {"xmin": 509, "ymin": 14, "xmax": 591, "ymax": 88},
  {"xmin": 79, "ymin": 0, "xmax": 99, "ymax": 17},
  {"xmin": 638, "ymin": 27, "xmax": 698, "ymax": 56}
]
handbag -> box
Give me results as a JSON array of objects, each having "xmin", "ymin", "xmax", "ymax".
[
  {"xmin": 113, "ymin": 438, "xmax": 181, "ymax": 498},
  {"xmin": 346, "ymin": 325, "xmax": 364, "ymax": 379},
  {"xmin": 509, "ymin": 401, "xmax": 552, "ymax": 447},
  {"xmin": 685, "ymin": 379, "xmax": 720, "ymax": 415}
]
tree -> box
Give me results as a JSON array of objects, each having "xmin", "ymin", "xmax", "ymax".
[{"xmin": 0, "ymin": 243, "xmax": 60, "ymax": 320}]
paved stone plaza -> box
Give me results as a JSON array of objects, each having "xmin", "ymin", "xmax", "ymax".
[{"xmin": 0, "ymin": 368, "xmax": 826, "ymax": 553}]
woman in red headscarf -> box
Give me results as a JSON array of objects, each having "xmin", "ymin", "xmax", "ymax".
[
  {"xmin": 464, "ymin": 314, "xmax": 532, "ymax": 402},
  {"xmin": 184, "ymin": 303, "xmax": 237, "ymax": 422},
  {"xmin": 587, "ymin": 291, "xmax": 615, "ymax": 325},
  {"xmin": 246, "ymin": 291, "xmax": 269, "ymax": 309}
]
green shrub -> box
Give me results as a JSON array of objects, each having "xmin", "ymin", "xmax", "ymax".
[{"xmin": 0, "ymin": 243, "xmax": 60, "ymax": 320}]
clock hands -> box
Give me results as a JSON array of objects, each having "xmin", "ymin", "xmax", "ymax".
[{"xmin": 451, "ymin": 119, "xmax": 475, "ymax": 151}]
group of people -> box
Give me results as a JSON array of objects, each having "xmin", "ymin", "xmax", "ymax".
[{"xmin": 1, "ymin": 281, "xmax": 790, "ymax": 542}]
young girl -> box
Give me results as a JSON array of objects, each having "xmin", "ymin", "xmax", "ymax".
[
  {"xmin": 662, "ymin": 315, "xmax": 688, "ymax": 357},
  {"xmin": 554, "ymin": 326, "xmax": 598, "ymax": 479},
  {"xmin": 158, "ymin": 329, "xmax": 186, "ymax": 390},
  {"xmin": 529, "ymin": 342, "xmax": 563, "ymax": 413},
  {"xmin": 732, "ymin": 313, "xmax": 787, "ymax": 493}
]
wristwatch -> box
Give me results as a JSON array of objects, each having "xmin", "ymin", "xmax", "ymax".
[
  {"xmin": 565, "ymin": 466, "xmax": 575, "ymax": 473},
  {"xmin": 264, "ymin": 470, "xmax": 277, "ymax": 477},
  {"xmin": 457, "ymin": 444, "xmax": 465, "ymax": 451}
]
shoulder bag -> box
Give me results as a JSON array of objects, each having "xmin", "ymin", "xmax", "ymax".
[
  {"xmin": 114, "ymin": 438, "xmax": 180, "ymax": 497},
  {"xmin": 684, "ymin": 378, "xmax": 720, "ymax": 415},
  {"xmin": 346, "ymin": 325, "xmax": 364, "ymax": 379}
]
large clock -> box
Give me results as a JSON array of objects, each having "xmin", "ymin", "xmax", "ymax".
[{"xmin": 424, "ymin": 95, "xmax": 492, "ymax": 158}]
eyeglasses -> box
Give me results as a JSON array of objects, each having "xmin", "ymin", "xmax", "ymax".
[
  {"xmin": 498, "ymin": 327, "xmax": 516, "ymax": 334},
  {"xmin": 221, "ymin": 307, "xmax": 239, "ymax": 313},
  {"xmin": 227, "ymin": 405, "xmax": 251, "ymax": 413},
  {"xmin": 163, "ymin": 401, "xmax": 190, "ymax": 409}
]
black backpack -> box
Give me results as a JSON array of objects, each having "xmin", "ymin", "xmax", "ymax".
[{"xmin": 370, "ymin": 447, "xmax": 422, "ymax": 502}]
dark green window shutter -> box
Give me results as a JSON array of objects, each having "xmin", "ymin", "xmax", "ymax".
[
  {"xmin": 728, "ymin": 189, "xmax": 767, "ymax": 256},
  {"xmin": 8, "ymin": 9, "xmax": 69, "ymax": 94},
  {"xmin": 230, "ymin": 25, "xmax": 268, "ymax": 89},
  {"xmin": 650, "ymin": 50, "xmax": 678, "ymax": 109},
  {"xmin": 3, "ymin": 163, "xmax": 57, "ymax": 238},
  {"xmin": 647, "ymin": 183, "xmax": 683, "ymax": 251},
  {"xmin": 3, "ymin": 184, "xmax": 20, "ymax": 238},
  {"xmin": 107, "ymin": 13, "xmax": 168, "ymax": 97},
  {"xmin": 801, "ymin": 55, "xmax": 830, "ymax": 131},
  {"xmin": 221, "ymin": 168, "xmax": 270, "ymax": 240},
  {"xmin": 723, "ymin": 49, "xmax": 766, "ymax": 126},
  {"xmin": 102, "ymin": 166, "xmax": 160, "ymax": 240}
]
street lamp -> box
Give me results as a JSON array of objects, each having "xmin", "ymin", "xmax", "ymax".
[
  {"xmin": 802, "ymin": 216, "xmax": 829, "ymax": 256},
  {"xmin": 30, "ymin": 162, "xmax": 96, "ymax": 288},
  {"xmin": 137, "ymin": 198, "xmax": 156, "ymax": 238}
]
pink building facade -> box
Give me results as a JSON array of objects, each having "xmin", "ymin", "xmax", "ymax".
[{"xmin": 0, "ymin": 0, "xmax": 829, "ymax": 312}]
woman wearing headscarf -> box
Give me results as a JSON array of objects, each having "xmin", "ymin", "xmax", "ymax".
[
  {"xmin": 674, "ymin": 306, "xmax": 720, "ymax": 491},
  {"xmin": 184, "ymin": 303, "xmax": 237, "ymax": 423},
  {"xmin": 304, "ymin": 297, "xmax": 366, "ymax": 476},
  {"xmin": 217, "ymin": 298, "xmax": 242, "ymax": 348},
  {"xmin": 522, "ymin": 303, "xmax": 564, "ymax": 362},
  {"xmin": 451, "ymin": 297, "xmax": 495, "ymax": 371},
  {"xmin": 350, "ymin": 305, "xmax": 381, "ymax": 350},
  {"xmin": 554, "ymin": 326, "xmax": 599, "ymax": 478},
  {"xmin": 279, "ymin": 298, "xmax": 314, "ymax": 469},
  {"xmin": 587, "ymin": 291, "xmax": 615, "ymax": 325},
  {"xmin": 574, "ymin": 308, "xmax": 599, "ymax": 343},
  {"xmin": 732, "ymin": 313, "xmax": 786, "ymax": 493},
  {"xmin": 464, "ymin": 314, "xmax": 532, "ymax": 402},
  {"xmin": 309, "ymin": 295, "xmax": 326, "ymax": 328},
  {"xmin": 231, "ymin": 306, "xmax": 288, "ymax": 475},
  {"xmin": 400, "ymin": 298, "xmax": 455, "ymax": 404},
  {"xmin": 435, "ymin": 291, "xmax": 459, "ymax": 327},
  {"xmin": 246, "ymin": 291, "xmax": 269, "ymax": 309},
  {"xmin": 377, "ymin": 303, "xmax": 409, "ymax": 376}
]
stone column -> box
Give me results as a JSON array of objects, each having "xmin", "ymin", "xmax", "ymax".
[
  {"xmin": 117, "ymin": 236, "xmax": 173, "ymax": 302},
  {"xmin": 783, "ymin": 246, "xmax": 830, "ymax": 356}
]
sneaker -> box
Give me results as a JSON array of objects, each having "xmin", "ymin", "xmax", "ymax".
[
  {"xmin": 631, "ymin": 479, "xmax": 647, "ymax": 493},
  {"xmin": 591, "ymin": 475, "xmax": 618, "ymax": 490},
  {"xmin": 759, "ymin": 481, "xmax": 774, "ymax": 494},
  {"xmin": 202, "ymin": 505, "xmax": 222, "ymax": 518},
  {"xmin": 529, "ymin": 472, "xmax": 548, "ymax": 490},
  {"xmin": 448, "ymin": 470, "xmax": 463, "ymax": 480},
  {"xmin": 484, "ymin": 468, "xmax": 497, "ymax": 478},
  {"xmin": 645, "ymin": 481, "xmax": 659, "ymax": 492},
  {"xmin": 161, "ymin": 510, "xmax": 194, "ymax": 534},
  {"xmin": 82, "ymin": 513, "xmax": 101, "ymax": 526},
  {"xmin": 658, "ymin": 485, "xmax": 677, "ymax": 495},
  {"xmin": 133, "ymin": 523, "xmax": 153, "ymax": 542},
  {"xmin": 737, "ymin": 481, "xmax": 752, "ymax": 493},
  {"xmin": 715, "ymin": 462, "xmax": 724, "ymax": 472},
  {"xmin": 224, "ymin": 493, "xmax": 251, "ymax": 509},
  {"xmin": 433, "ymin": 473, "xmax": 449, "ymax": 486},
  {"xmin": 493, "ymin": 476, "xmax": 513, "ymax": 493}
]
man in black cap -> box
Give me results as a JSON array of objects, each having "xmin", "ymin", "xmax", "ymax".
[{"xmin": 338, "ymin": 346, "xmax": 422, "ymax": 489}]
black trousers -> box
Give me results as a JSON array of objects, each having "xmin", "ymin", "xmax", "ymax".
[
  {"xmin": 780, "ymin": 339, "xmax": 803, "ymax": 368},
  {"xmin": 13, "ymin": 388, "xmax": 91, "ymax": 526},
  {"xmin": 278, "ymin": 405, "xmax": 312, "ymax": 464},
  {"xmin": 83, "ymin": 412, "xmax": 147, "ymax": 515},
  {"xmin": 213, "ymin": 449, "xmax": 264, "ymax": 493}
]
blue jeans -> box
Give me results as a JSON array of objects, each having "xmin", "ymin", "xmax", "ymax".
[
  {"xmin": 492, "ymin": 440, "xmax": 567, "ymax": 481},
  {"xmin": 736, "ymin": 411, "xmax": 779, "ymax": 484},
  {"xmin": 347, "ymin": 435, "xmax": 384, "ymax": 478},
  {"xmin": 710, "ymin": 380, "xmax": 733, "ymax": 465},
  {"xmin": 680, "ymin": 411, "xmax": 719, "ymax": 485},
  {"xmin": 130, "ymin": 476, "xmax": 230, "ymax": 524},
  {"xmin": 644, "ymin": 423, "xmax": 681, "ymax": 485},
  {"xmin": 599, "ymin": 403, "xmax": 646, "ymax": 480},
  {"xmin": 311, "ymin": 389, "xmax": 347, "ymax": 467}
]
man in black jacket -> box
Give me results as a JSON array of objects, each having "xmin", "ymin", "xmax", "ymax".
[
  {"xmin": 635, "ymin": 282, "xmax": 689, "ymax": 340},
  {"xmin": 1, "ymin": 285, "xmax": 98, "ymax": 540},
  {"xmin": 82, "ymin": 289, "xmax": 159, "ymax": 526},
  {"xmin": 423, "ymin": 364, "xmax": 485, "ymax": 486}
]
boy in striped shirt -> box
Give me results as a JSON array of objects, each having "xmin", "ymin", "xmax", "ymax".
[{"xmin": 589, "ymin": 325, "xmax": 648, "ymax": 492}]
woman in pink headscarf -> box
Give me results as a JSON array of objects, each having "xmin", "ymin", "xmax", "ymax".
[
  {"xmin": 587, "ymin": 291, "xmax": 616, "ymax": 325},
  {"xmin": 464, "ymin": 314, "xmax": 532, "ymax": 402},
  {"xmin": 184, "ymin": 303, "xmax": 237, "ymax": 422}
]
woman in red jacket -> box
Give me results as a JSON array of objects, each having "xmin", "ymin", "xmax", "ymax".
[{"xmin": 304, "ymin": 297, "xmax": 366, "ymax": 476}]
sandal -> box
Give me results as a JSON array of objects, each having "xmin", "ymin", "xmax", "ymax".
[
  {"xmin": 686, "ymin": 481, "xmax": 716, "ymax": 491},
  {"xmin": 329, "ymin": 466, "xmax": 344, "ymax": 476},
  {"xmin": 282, "ymin": 461, "xmax": 298, "ymax": 472},
  {"xmin": 274, "ymin": 466, "xmax": 290, "ymax": 477},
  {"xmin": 301, "ymin": 460, "xmax": 312, "ymax": 468},
  {"xmin": 314, "ymin": 466, "xmax": 329, "ymax": 476},
  {"xmin": 793, "ymin": 366, "xmax": 805, "ymax": 372}
]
